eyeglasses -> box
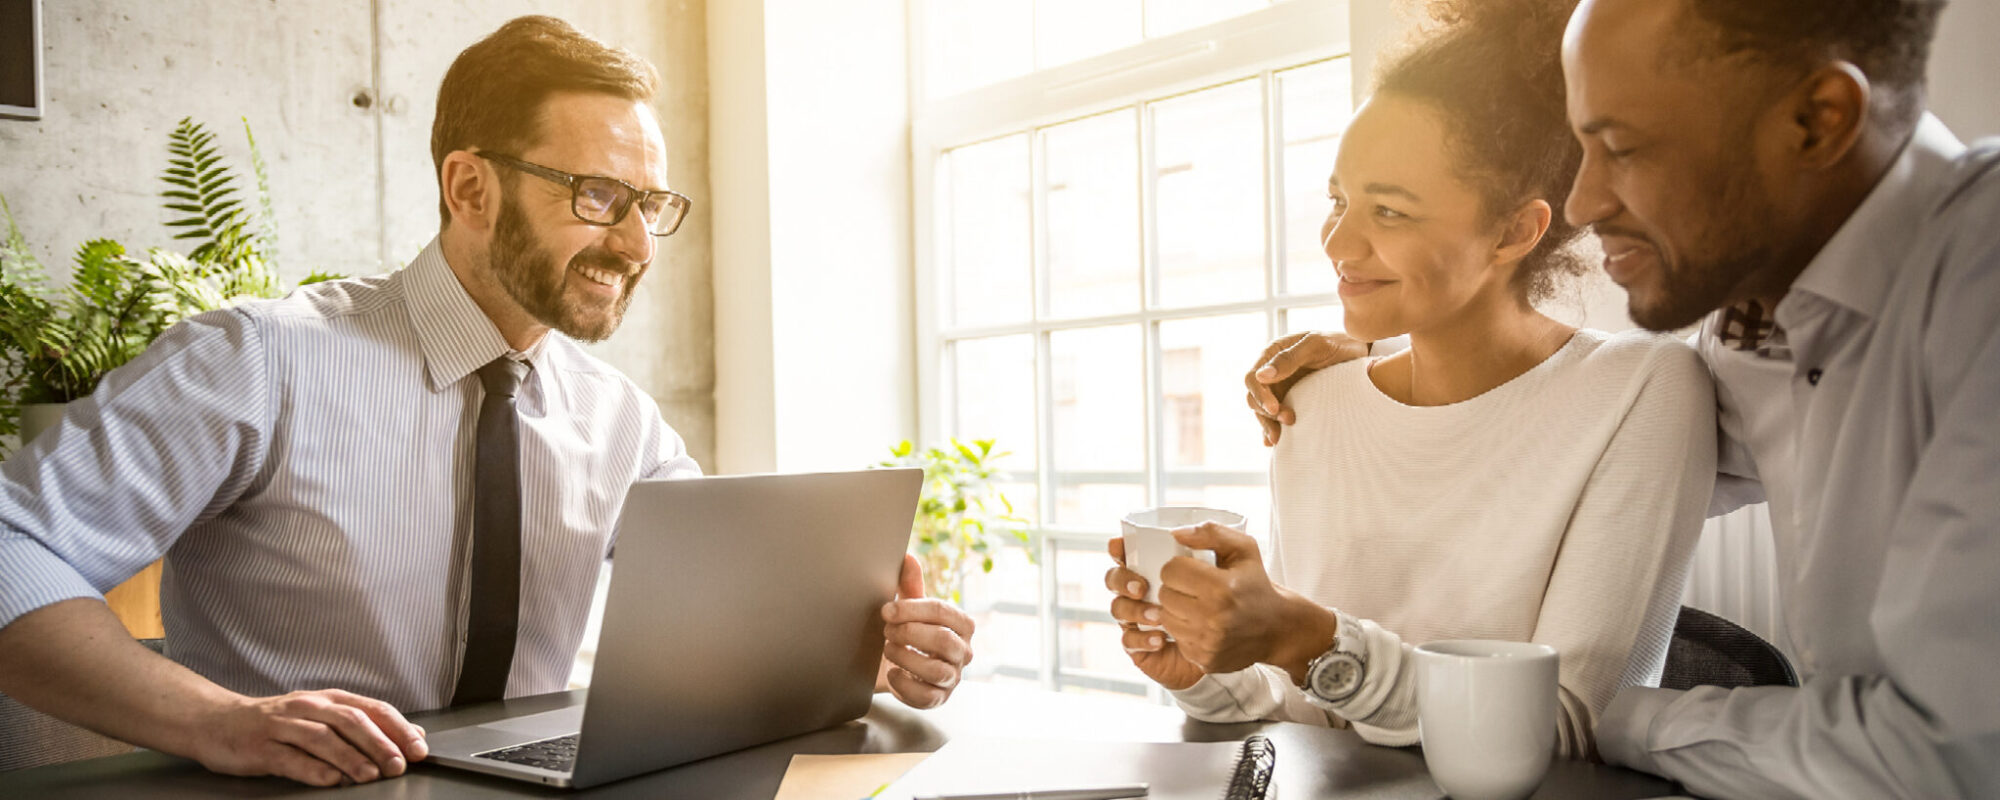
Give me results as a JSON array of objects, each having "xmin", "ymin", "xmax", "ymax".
[{"xmin": 476, "ymin": 152, "xmax": 691, "ymax": 237}]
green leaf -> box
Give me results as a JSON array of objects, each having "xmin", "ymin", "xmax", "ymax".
[
  {"xmin": 244, "ymin": 117, "xmax": 280, "ymax": 261},
  {"xmin": 872, "ymin": 437, "xmax": 1045, "ymax": 602},
  {"xmin": 161, "ymin": 117, "xmax": 259, "ymax": 270},
  {"xmin": 0, "ymin": 194, "xmax": 49, "ymax": 283}
]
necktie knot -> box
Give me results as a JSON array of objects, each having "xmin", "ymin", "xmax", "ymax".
[{"xmin": 478, "ymin": 357, "xmax": 530, "ymax": 399}]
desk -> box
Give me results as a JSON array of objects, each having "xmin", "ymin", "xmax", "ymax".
[{"xmin": 0, "ymin": 682, "xmax": 1680, "ymax": 798}]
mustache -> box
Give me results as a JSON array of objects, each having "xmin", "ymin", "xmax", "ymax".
[
  {"xmin": 567, "ymin": 247, "xmax": 644, "ymax": 277},
  {"xmin": 1588, "ymin": 223, "xmax": 1658, "ymax": 249}
]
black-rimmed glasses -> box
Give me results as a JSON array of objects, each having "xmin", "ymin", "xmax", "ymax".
[{"xmin": 477, "ymin": 152, "xmax": 691, "ymax": 237}]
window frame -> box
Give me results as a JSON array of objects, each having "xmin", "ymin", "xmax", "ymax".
[{"xmin": 911, "ymin": 0, "xmax": 1353, "ymax": 698}]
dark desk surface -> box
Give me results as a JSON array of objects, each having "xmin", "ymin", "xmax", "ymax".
[{"xmin": 0, "ymin": 682, "xmax": 1681, "ymax": 799}]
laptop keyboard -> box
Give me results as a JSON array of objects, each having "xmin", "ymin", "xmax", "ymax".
[{"xmin": 474, "ymin": 733, "xmax": 579, "ymax": 773}]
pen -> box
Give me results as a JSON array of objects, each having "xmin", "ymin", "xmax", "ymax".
[{"xmin": 912, "ymin": 785, "xmax": 1149, "ymax": 800}]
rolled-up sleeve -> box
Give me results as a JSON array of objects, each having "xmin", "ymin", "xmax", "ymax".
[
  {"xmin": 0, "ymin": 309, "xmax": 271, "ymax": 628},
  {"xmin": 640, "ymin": 418, "xmax": 702, "ymax": 481}
]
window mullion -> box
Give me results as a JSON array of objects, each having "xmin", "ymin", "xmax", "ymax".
[
  {"xmin": 1034, "ymin": 326, "xmax": 1059, "ymax": 690},
  {"xmin": 1028, "ymin": 108, "xmax": 1063, "ymax": 693},
  {"xmin": 1032, "ymin": 125, "xmax": 1052, "ymax": 322},
  {"xmin": 1138, "ymin": 97, "xmax": 1166, "ymax": 514},
  {"xmin": 1263, "ymin": 69, "xmax": 1284, "ymax": 301}
]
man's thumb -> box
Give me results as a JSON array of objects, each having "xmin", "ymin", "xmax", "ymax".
[{"xmin": 898, "ymin": 552, "xmax": 927, "ymax": 599}]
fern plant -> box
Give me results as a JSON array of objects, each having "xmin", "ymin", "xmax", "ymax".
[
  {"xmin": 160, "ymin": 117, "xmax": 281, "ymax": 300},
  {"xmin": 0, "ymin": 118, "xmax": 337, "ymax": 458},
  {"xmin": 0, "ymin": 233, "xmax": 170, "ymax": 406}
]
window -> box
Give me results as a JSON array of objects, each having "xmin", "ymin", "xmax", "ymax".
[{"xmin": 914, "ymin": 0, "xmax": 1354, "ymax": 700}]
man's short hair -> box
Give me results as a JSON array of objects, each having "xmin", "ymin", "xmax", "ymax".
[
  {"xmin": 431, "ymin": 16, "xmax": 659, "ymax": 224},
  {"xmin": 1675, "ymin": 0, "xmax": 1946, "ymax": 124}
]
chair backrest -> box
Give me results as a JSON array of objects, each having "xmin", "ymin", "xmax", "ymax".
[
  {"xmin": 1662, "ymin": 606, "xmax": 1799, "ymax": 691},
  {"xmin": 0, "ymin": 638, "xmax": 164, "ymax": 772}
]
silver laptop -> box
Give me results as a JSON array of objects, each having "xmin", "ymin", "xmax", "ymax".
[{"xmin": 424, "ymin": 468, "xmax": 921, "ymax": 789}]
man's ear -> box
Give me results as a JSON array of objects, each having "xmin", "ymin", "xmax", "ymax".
[
  {"xmin": 440, "ymin": 151, "xmax": 501, "ymax": 234},
  {"xmin": 1494, "ymin": 197, "xmax": 1553, "ymax": 266},
  {"xmin": 1786, "ymin": 62, "xmax": 1870, "ymax": 171}
]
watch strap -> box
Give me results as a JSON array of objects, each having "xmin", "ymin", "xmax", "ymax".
[
  {"xmin": 1301, "ymin": 607, "xmax": 1368, "ymax": 708},
  {"xmin": 1331, "ymin": 607, "xmax": 1365, "ymax": 658}
]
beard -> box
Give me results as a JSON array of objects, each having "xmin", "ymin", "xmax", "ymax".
[
  {"xmin": 1619, "ymin": 229, "xmax": 1762, "ymax": 332},
  {"xmin": 489, "ymin": 194, "xmax": 644, "ymax": 343},
  {"xmin": 1620, "ymin": 151, "xmax": 1783, "ymax": 332}
]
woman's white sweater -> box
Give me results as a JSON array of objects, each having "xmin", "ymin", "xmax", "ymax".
[{"xmin": 1171, "ymin": 329, "xmax": 1717, "ymax": 757}]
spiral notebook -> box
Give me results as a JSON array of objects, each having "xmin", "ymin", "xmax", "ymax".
[{"xmin": 877, "ymin": 734, "xmax": 1276, "ymax": 800}]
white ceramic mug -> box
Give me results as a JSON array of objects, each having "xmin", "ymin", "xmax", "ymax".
[
  {"xmin": 1415, "ymin": 639, "xmax": 1559, "ymax": 800},
  {"xmin": 1118, "ymin": 506, "xmax": 1243, "ymax": 606}
]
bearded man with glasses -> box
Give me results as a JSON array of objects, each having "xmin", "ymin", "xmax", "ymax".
[{"xmin": 0, "ymin": 15, "xmax": 974, "ymax": 788}]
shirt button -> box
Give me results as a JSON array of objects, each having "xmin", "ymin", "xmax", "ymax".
[{"xmin": 1806, "ymin": 368, "xmax": 1823, "ymax": 386}]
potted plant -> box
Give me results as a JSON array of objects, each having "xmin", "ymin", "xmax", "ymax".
[
  {"xmin": 0, "ymin": 118, "xmax": 335, "ymax": 638},
  {"xmin": 879, "ymin": 438, "xmax": 1033, "ymax": 604},
  {"xmin": 0, "ymin": 117, "xmax": 333, "ymax": 457}
]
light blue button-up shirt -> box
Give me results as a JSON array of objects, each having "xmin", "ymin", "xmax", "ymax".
[
  {"xmin": 0, "ymin": 241, "xmax": 700, "ymax": 712},
  {"xmin": 1598, "ymin": 116, "xmax": 2000, "ymax": 798}
]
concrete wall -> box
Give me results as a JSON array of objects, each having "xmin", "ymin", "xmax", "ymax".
[
  {"xmin": 1931, "ymin": 0, "xmax": 2000, "ymax": 140},
  {"xmin": 0, "ymin": 0, "xmax": 715, "ymax": 468}
]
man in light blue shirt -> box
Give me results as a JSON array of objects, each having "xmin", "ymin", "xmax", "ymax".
[
  {"xmin": 1247, "ymin": 0, "xmax": 1997, "ymax": 796},
  {"xmin": 1561, "ymin": 1, "xmax": 1995, "ymax": 796},
  {"xmin": 0, "ymin": 16, "xmax": 975, "ymax": 788}
]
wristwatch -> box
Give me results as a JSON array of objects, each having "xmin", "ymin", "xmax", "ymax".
[{"xmin": 1301, "ymin": 608, "xmax": 1367, "ymax": 707}]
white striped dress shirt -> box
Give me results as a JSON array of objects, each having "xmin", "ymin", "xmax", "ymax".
[{"xmin": 0, "ymin": 240, "xmax": 700, "ymax": 712}]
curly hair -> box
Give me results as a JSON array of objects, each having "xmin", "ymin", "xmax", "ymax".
[
  {"xmin": 431, "ymin": 16, "xmax": 659, "ymax": 225},
  {"xmin": 1372, "ymin": 0, "xmax": 1586, "ymax": 304}
]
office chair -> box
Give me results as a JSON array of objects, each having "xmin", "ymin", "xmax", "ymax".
[
  {"xmin": 0, "ymin": 638, "xmax": 165, "ymax": 771},
  {"xmin": 1662, "ymin": 606, "xmax": 1799, "ymax": 691}
]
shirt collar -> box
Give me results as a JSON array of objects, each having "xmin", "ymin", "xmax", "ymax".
[
  {"xmin": 1784, "ymin": 114, "xmax": 1966, "ymax": 321},
  {"xmin": 403, "ymin": 238, "xmax": 551, "ymax": 393}
]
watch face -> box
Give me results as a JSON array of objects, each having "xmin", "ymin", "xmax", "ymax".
[{"xmin": 1311, "ymin": 652, "xmax": 1363, "ymax": 702}]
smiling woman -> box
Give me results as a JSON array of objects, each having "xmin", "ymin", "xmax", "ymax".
[{"xmin": 1105, "ymin": 0, "xmax": 1721, "ymax": 761}]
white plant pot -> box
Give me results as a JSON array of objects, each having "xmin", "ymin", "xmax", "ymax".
[{"xmin": 18, "ymin": 402, "xmax": 67, "ymax": 447}]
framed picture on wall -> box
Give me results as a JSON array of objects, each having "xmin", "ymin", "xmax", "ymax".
[{"xmin": 1, "ymin": 0, "xmax": 45, "ymax": 120}]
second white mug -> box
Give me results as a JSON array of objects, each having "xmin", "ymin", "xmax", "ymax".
[{"xmin": 1415, "ymin": 639, "xmax": 1559, "ymax": 800}]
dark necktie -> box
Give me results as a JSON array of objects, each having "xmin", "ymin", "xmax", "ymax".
[{"xmin": 451, "ymin": 357, "xmax": 530, "ymax": 706}]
